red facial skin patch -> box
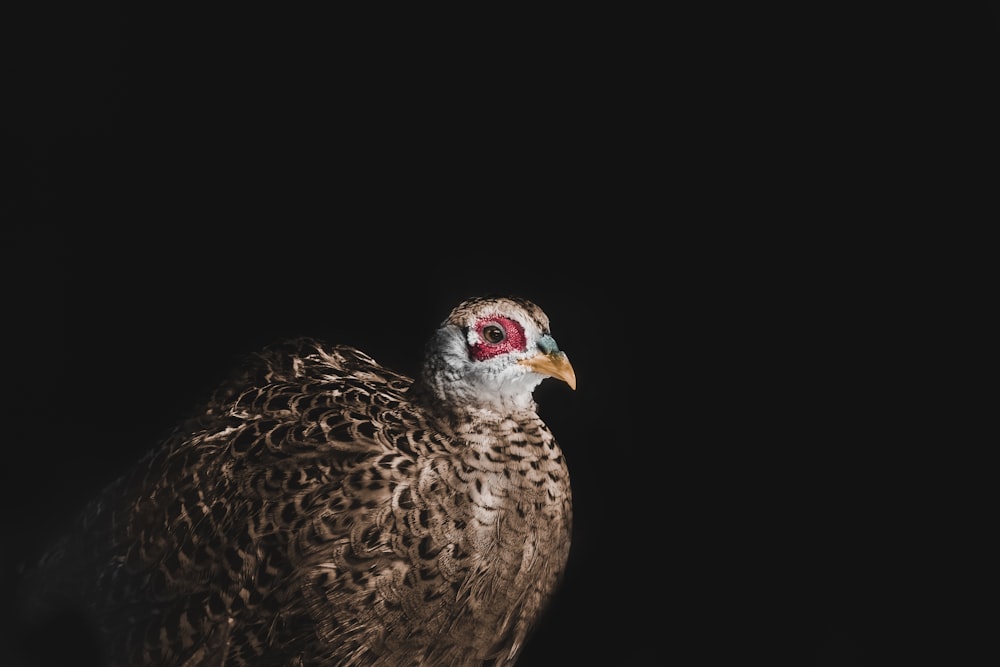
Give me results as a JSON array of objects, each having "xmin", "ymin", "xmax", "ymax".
[{"xmin": 469, "ymin": 316, "xmax": 527, "ymax": 361}]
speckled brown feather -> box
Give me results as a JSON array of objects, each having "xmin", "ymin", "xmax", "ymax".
[{"xmin": 20, "ymin": 297, "xmax": 573, "ymax": 667}]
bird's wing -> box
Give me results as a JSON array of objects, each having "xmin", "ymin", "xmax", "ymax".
[{"xmin": 21, "ymin": 338, "xmax": 419, "ymax": 666}]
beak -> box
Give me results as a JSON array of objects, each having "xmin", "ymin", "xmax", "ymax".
[{"xmin": 519, "ymin": 351, "xmax": 577, "ymax": 390}]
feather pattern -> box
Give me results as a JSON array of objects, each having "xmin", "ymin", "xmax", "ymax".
[{"xmin": 19, "ymin": 296, "xmax": 575, "ymax": 667}]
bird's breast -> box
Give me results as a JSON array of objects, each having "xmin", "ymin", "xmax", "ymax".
[{"xmin": 431, "ymin": 432, "xmax": 572, "ymax": 560}]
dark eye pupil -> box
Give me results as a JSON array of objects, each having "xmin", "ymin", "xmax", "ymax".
[{"xmin": 483, "ymin": 325, "xmax": 505, "ymax": 343}]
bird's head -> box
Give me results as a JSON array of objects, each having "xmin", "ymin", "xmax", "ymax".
[{"xmin": 417, "ymin": 296, "xmax": 576, "ymax": 414}]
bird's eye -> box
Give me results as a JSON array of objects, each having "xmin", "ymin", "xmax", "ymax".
[
  {"xmin": 469, "ymin": 316, "xmax": 526, "ymax": 360},
  {"xmin": 482, "ymin": 324, "xmax": 506, "ymax": 344}
]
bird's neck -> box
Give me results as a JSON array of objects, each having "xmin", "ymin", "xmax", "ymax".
[{"xmin": 408, "ymin": 377, "xmax": 539, "ymax": 418}]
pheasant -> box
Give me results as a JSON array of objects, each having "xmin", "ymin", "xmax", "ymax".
[{"xmin": 18, "ymin": 295, "xmax": 576, "ymax": 667}]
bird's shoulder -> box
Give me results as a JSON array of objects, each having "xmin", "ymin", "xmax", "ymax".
[
  {"xmin": 208, "ymin": 336, "xmax": 411, "ymax": 405},
  {"xmin": 178, "ymin": 337, "xmax": 419, "ymax": 453}
]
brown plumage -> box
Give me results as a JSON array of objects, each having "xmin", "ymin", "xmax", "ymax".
[{"xmin": 19, "ymin": 296, "xmax": 576, "ymax": 666}]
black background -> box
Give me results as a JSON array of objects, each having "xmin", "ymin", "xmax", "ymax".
[{"xmin": 2, "ymin": 5, "xmax": 998, "ymax": 666}]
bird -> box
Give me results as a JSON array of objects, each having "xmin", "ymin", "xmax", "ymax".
[{"xmin": 16, "ymin": 295, "xmax": 576, "ymax": 667}]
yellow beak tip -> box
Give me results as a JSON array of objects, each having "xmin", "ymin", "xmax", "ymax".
[{"xmin": 520, "ymin": 353, "xmax": 577, "ymax": 391}]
